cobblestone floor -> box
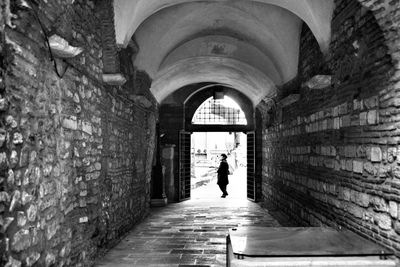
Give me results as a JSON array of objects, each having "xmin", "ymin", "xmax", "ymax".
[{"xmin": 95, "ymin": 168, "xmax": 291, "ymax": 267}]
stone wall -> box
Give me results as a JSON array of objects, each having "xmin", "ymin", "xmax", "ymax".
[
  {"xmin": 0, "ymin": 1, "xmax": 156, "ymax": 266},
  {"xmin": 260, "ymin": 0, "xmax": 400, "ymax": 255}
]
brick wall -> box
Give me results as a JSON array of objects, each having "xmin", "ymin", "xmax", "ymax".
[
  {"xmin": 260, "ymin": 0, "xmax": 400, "ymax": 255},
  {"xmin": 97, "ymin": 0, "xmax": 120, "ymax": 74},
  {"xmin": 0, "ymin": 1, "xmax": 156, "ymax": 266}
]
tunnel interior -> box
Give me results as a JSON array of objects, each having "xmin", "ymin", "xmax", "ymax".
[{"xmin": 1, "ymin": 0, "xmax": 400, "ymax": 266}]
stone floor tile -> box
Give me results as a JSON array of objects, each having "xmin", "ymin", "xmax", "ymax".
[{"xmin": 95, "ymin": 169, "xmax": 293, "ymax": 267}]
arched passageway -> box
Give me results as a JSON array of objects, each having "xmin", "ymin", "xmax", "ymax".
[{"xmin": 2, "ymin": 0, "xmax": 400, "ymax": 266}]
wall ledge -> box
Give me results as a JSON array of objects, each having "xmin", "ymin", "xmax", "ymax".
[
  {"xmin": 102, "ymin": 73, "xmax": 127, "ymax": 86},
  {"xmin": 278, "ymin": 94, "xmax": 300, "ymax": 107},
  {"xmin": 303, "ymin": 75, "xmax": 331, "ymax": 90}
]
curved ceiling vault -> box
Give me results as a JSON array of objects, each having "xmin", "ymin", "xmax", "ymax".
[{"xmin": 114, "ymin": 0, "xmax": 334, "ymax": 106}]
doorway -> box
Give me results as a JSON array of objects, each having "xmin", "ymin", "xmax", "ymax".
[
  {"xmin": 179, "ymin": 131, "xmax": 256, "ymax": 201},
  {"xmin": 191, "ymin": 132, "xmax": 247, "ymax": 199}
]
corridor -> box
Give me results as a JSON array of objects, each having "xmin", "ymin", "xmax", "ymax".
[
  {"xmin": 3, "ymin": 1, "xmax": 400, "ymax": 266},
  {"xmin": 96, "ymin": 168, "xmax": 291, "ymax": 267}
]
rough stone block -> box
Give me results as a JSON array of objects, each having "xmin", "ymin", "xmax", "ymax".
[
  {"xmin": 321, "ymin": 146, "xmax": 327, "ymax": 156},
  {"xmin": 340, "ymin": 159, "xmax": 346, "ymax": 170},
  {"xmin": 9, "ymin": 190, "xmax": 21, "ymax": 212},
  {"xmin": 82, "ymin": 121, "xmax": 93, "ymax": 135},
  {"xmin": 360, "ymin": 112, "xmax": 367, "ymax": 125},
  {"xmin": 395, "ymin": 221, "xmax": 400, "ymax": 235},
  {"xmin": 356, "ymin": 145, "xmax": 366, "ymax": 158},
  {"xmin": 370, "ymin": 147, "xmax": 382, "ymax": 162},
  {"xmin": 339, "ymin": 102, "xmax": 348, "ymax": 115},
  {"xmin": 355, "ymin": 192, "xmax": 370, "ymax": 208},
  {"xmin": 367, "ymin": 110, "xmax": 378, "ymax": 125},
  {"xmin": 389, "ymin": 201, "xmax": 398, "ymax": 219},
  {"xmin": 371, "ymin": 196, "xmax": 388, "ymax": 212},
  {"xmin": 348, "ymin": 204, "xmax": 364, "ymax": 218},
  {"xmin": 45, "ymin": 253, "xmax": 56, "ymax": 267},
  {"xmin": 62, "ymin": 117, "xmax": 78, "ymax": 130},
  {"xmin": 322, "ymin": 119, "xmax": 328, "ymax": 130},
  {"xmin": 5, "ymin": 256, "xmax": 22, "ymax": 267},
  {"xmin": 46, "ymin": 220, "xmax": 59, "ymax": 240},
  {"xmin": 341, "ymin": 115, "xmax": 351, "ymax": 127},
  {"xmin": 345, "ymin": 145, "xmax": 356, "ymax": 157},
  {"xmin": 324, "ymin": 158, "xmax": 335, "ymax": 169},
  {"xmin": 17, "ymin": 211, "xmax": 27, "ymax": 227},
  {"xmin": 13, "ymin": 133, "xmax": 23, "ymax": 145},
  {"xmin": 3, "ymin": 217, "xmax": 14, "ymax": 231},
  {"xmin": 6, "ymin": 115, "xmax": 18, "ymax": 128},
  {"xmin": 363, "ymin": 162, "xmax": 377, "ymax": 176},
  {"xmin": 334, "ymin": 159, "xmax": 341, "ymax": 171},
  {"xmin": 364, "ymin": 96, "xmax": 378, "ymax": 109},
  {"xmin": 11, "ymin": 229, "xmax": 31, "ymax": 252},
  {"xmin": 19, "ymin": 146, "xmax": 30, "ymax": 167},
  {"xmin": 333, "ymin": 106, "xmax": 339, "ymax": 117},
  {"xmin": 353, "ymin": 99, "xmax": 363, "ymax": 110},
  {"xmin": 79, "ymin": 216, "xmax": 88, "ymax": 223},
  {"xmin": 27, "ymin": 204, "xmax": 37, "ymax": 222},
  {"xmin": 0, "ymin": 129, "xmax": 6, "ymax": 147},
  {"xmin": 345, "ymin": 160, "xmax": 353, "ymax": 172},
  {"xmin": 353, "ymin": 160, "xmax": 363, "ymax": 174},
  {"xmin": 375, "ymin": 213, "xmax": 392, "ymax": 230},
  {"xmin": 341, "ymin": 188, "xmax": 351, "ymax": 201},
  {"xmin": 25, "ymin": 252, "xmax": 40, "ymax": 267},
  {"xmin": 0, "ymin": 191, "xmax": 10, "ymax": 202},
  {"xmin": 10, "ymin": 151, "xmax": 19, "ymax": 168},
  {"xmin": 333, "ymin": 117, "xmax": 340, "ymax": 129}
]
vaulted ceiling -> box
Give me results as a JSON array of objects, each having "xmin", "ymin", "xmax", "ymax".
[{"xmin": 114, "ymin": 0, "xmax": 335, "ymax": 106}]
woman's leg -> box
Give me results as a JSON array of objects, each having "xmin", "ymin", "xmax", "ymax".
[
  {"xmin": 218, "ymin": 184, "xmax": 225, "ymax": 195},
  {"xmin": 219, "ymin": 184, "xmax": 228, "ymax": 196}
]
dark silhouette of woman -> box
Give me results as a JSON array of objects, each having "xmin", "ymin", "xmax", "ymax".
[{"xmin": 217, "ymin": 154, "xmax": 229, "ymax": 198}]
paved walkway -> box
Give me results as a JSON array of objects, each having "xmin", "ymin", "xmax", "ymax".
[{"xmin": 95, "ymin": 168, "xmax": 290, "ymax": 267}]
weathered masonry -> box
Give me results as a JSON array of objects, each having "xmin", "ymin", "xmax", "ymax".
[
  {"xmin": 0, "ymin": 1, "xmax": 156, "ymax": 266},
  {"xmin": 0, "ymin": 0, "xmax": 400, "ymax": 266},
  {"xmin": 259, "ymin": 0, "xmax": 400, "ymax": 253}
]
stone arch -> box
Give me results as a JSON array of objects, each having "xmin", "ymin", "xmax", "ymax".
[
  {"xmin": 150, "ymin": 57, "xmax": 277, "ymax": 106},
  {"xmin": 184, "ymin": 85, "xmax": 255, "ymax": 131}
]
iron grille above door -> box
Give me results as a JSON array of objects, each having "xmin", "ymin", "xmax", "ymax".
[{"xmin": 192, "ymin": 96, "xmax": 247, "ymax": 125}]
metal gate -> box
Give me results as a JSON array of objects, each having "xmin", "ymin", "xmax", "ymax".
[
  {"xmin": 179, "ymin": 131, "xmax": 191, "ymax": 201},
  {"xmin": 247, "ymin": 131, "xmax": 256, "ymax": 201}
]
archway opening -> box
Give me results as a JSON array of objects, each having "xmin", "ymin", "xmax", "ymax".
[{"xmin": 178, "ymin": 93, "xmax": 254, "ymax": 201}]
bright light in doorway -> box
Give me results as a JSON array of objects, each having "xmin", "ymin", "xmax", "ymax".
[{"xmin": 222, "ymin": 96, "xmax": 241, "ymax": 109}]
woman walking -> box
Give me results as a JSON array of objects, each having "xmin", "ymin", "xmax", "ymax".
[{"xmin": 217, "ymin": 154, "xmax": 229, "ymax": 198}]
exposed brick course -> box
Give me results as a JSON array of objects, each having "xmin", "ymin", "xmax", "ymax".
[{"xmin": 260, "ymin": 0, "xmax": 400, "ymax": 256}]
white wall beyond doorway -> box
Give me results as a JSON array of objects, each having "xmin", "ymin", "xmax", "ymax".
[
  {"xmin": 192, "ymin": 166, "xmax": 247, "ymax": 200},
  {"xmin": 190, "ymin": 132, "xmax": 247, "ymax": 198}
]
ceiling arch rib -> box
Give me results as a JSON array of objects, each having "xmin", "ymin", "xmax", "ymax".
[
  {"xmin": 150, "ymin": 57, "xmax": 277, "ymax": 106},
  {"xmin": 134, "ymin": 1, "xmax": 301, "ymax": 83},
  {"xmin": 160, "ymin": 35, "xmax": 283, "ymax": 85},
  {"xmin": 114, "ymin": 0, "xmax": 334, "ymax": 53}
]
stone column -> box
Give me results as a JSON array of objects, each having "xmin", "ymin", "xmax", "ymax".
[{"xmin": 162, "ymin": 144, "xmax": 175, "ymax": 202}]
